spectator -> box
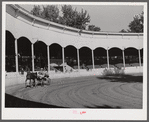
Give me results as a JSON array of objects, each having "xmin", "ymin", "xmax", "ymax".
[{"xmin": 21, "ymin": 68, "xmax": 24, "ymax": 75}]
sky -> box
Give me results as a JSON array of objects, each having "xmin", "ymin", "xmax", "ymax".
[{"xmin": 19, "ymin": 4, "xmax": 143, "ymax": 32}]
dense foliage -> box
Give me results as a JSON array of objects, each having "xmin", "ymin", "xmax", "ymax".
[
  {"xmin": 42, "ymin": 5, "xmax": 59, "ymax": 22},
  {"xmin": 128, "ymin": 12, "xmax": 143, "ymax": 33},
  {"xmin": 120, "ymin": 12, "xmax": 144, "ymax": 33},
  {"xmin": 31, "ymin": 5, "xmax": 101, "ymax": 31},
  {"xmin": 88, "ymin": 25, "xmax": 101, "ymax": 31},
  {"xmin": 31, "ymin": 5, "xmax": 42, "ymax": 17},
  {"xmin": 59, "ymin": 5, "xmax": 90, "ymax": 30}
]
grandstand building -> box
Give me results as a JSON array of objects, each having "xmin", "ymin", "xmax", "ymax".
[{"xmin": 5, "ymin": 4, "xmax": 143, "ymax": 74}]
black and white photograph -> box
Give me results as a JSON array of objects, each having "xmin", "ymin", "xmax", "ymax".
[{"xmin": 2, "ymin": 2, "xmax": 147, "ymax": 120}]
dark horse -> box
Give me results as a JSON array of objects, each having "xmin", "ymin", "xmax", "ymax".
[
  {"xmin": 25, "ymin": 72, "xmax": 51, "ymax": 88},
  {"xmin": 25, "ymin": 72, "xmax": 37, "ymax": 88},
  {"xmin": 36, "ymin": 72, "xmax": 51, "ymax": 87}
]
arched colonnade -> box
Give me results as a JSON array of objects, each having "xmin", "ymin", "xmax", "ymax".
[{"xmin": 6, "ymin": 30, "xmax": 143, "ymax": 73}]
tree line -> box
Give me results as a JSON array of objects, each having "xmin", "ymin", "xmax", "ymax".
[
  {"xmin": 31, "ymin": 5, "xmax": 143, "ymax": 33},
  {"xmin": 31, "ymin": 5, "xmax": 101, "ymax": 31}
]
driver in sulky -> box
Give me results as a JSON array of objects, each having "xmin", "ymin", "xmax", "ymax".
[
  {"xmin": 37, "ymin": 68, "xmax": 51, "ymax": 85},
  {"xmin": 37, "ymin": 68, "xmax": 45, "ymax": 79}
]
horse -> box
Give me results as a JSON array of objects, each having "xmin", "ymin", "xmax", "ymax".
[
  {"xmin": 25, "ymin": 71, "xmax": 51, "ymax": 88},
  {"xmin": 36, "ymin": 72, "xmax": 51, "ymax": 86},
  {"xmin": 25, "ymin": 72, "xmax": 37, "ymax": 88}
]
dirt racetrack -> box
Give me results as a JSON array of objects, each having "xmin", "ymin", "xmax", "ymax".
[{"xmin": 5, "ymin": 73, "xmax": 143, "ymax": 109}]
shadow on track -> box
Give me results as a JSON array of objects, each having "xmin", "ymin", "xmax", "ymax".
[
  {"xmin": 96, "ymin": 74, "xmax": 143, "ymax": 83},
  {"xmin": 6, "ymin": 93, "xmax": 122, "ymax": 109},
  {"xmin": 5, "ymin": 93, "xmax": 67, "ymax": 108}
]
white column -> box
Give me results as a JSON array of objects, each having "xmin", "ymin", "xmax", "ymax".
[
  {"xmin": 92, "ymin": 49, "xmax": 95, "ymax": 69},
  {"xmin": 47, "ymin": 45, "xmax": 50, "ymax": 72},
  {"xmin": 31, "ymin": 43, "xmax": 34, "ymax": 72},
  {"xmin": 138, "ymin": 49, "xmax": 141, "ymax": 67},
  {"xmin": 15, "ymin": 38, "xmax": 18, "ymax": 72},
  {"xmin": 77, "ymin": 49, "xmax": 80, "ymax": 70},
  {"xmin": 106, "ymin": 49, "xmax": 109, "ymax": 69},
  {"xmin": 62, "ymin": 47, "xmax": 65, "ymax": 73},
  {"xmin": 122, "ymin": 49, "xmax": 125, "ymax": 68}
]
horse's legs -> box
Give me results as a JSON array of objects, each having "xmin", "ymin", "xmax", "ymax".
[
  {"xmin": 35, "ymin": 79, "xmax": 37, "ymax": 87},
  {"xmin": 25, "ymin": 79, "xmax": 27, "ymax": 88},
  {"xmin": 29, "ymin": 79, "xmax": 31, "ymax": 87},
  {"xmin": 48, "ymin": 78, "xmax": 51, "ymax": 85},
  {"xmin": 33, "ymin": 79, "xmax": 37, "ymax": 87},
  {"xmin": 41, "ymin": 80, "xmax": 43, "ymax": 86},
  {"xmin": 41, "ymin": 79, "xmax": 44, "ymax": 87},
  {"xmin": 31, "ymin": 79, "xmax": 35, "ymax": 88},
  {"xmin": 49, "ymin": 79, "xmax": 51, "ymax": 85},
  {"xmin": 31, "ymin": 79, "xmax": 33, "ymax": 88},
  {"xmin": 33, "ymin": 79, "xmax": 36, "ymax": 88}
]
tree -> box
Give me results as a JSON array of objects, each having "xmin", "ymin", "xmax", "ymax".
[
  {"xmin": 59, "ymin": 5, "xmax": 75, "ymax": 26},
  {"xmin": 60, "ymin": 5, "xmax": 90, "ymax": 30},
  {"xmin": 94, "ymin": 27, "xmax": 101, "ymax": 31},
  {"xmin": 31, "ymin": 5, "xmax": 42, "ymax": 17},
  {"xmin": 31, "ymin": 5, "xmax": 102, "ymax": 31},
  {"xmin": 88, "ymin": 25, "xmax": 95, "ymax": 31},
  {"xmin": 119, "ymin": 29, "xmax": 127, "ymax": 33},
  {"xmin": 88, "ymin": 25, "xmax": 101, "ymax": 31},
  {"xmin": 41, "ymin": 5, "xmax": 59, "ymax": 22},
  {"xmin": 31, "ymin": 5, "xmax": 59, "ymax": 23},
  {"xmin": 128, "ymin": 12, "xmax": 143, "ymax": 33}
]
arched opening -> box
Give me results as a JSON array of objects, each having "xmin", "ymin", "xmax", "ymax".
[
  {"xmin": 6, "ymin": 30, "xmax": 15, "ymax": 72},
  {"xmin": 109, "ymin": 47, "xmax": 123, "ymax": 68},
  {"xmin": 94, "ymin": 47, "xmax": 107, "ymax": 68},
  {"xmin": 79, "ymin": 47, "xmax": 92, "ymax": 69},
  {"xmin": 124, "ymin": 47, "xmax": 139, "ymax": 67},
  {"xmin": 34, "ymin": 41, "xmax": 47, "ymax": 71},
  {"xmin": 17, "ymin": 37, "xmax": 32, "ymax": 71},
  {"xmin": 49, "ymin": 43, "xmax": 62, "ymax": 66},
  {"xmin": 64, "ymin": 45, "xmax": 77, "ymax": 69}
]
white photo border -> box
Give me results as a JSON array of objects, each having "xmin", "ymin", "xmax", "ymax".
[{"xmin": 2, "ymin": 2, "xmax": 147, "ymax": 120}]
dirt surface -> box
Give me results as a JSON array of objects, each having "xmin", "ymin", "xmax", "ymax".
[{"xmin": 5, "ymin": 74, "xmax": 143, "ymax": 108}]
